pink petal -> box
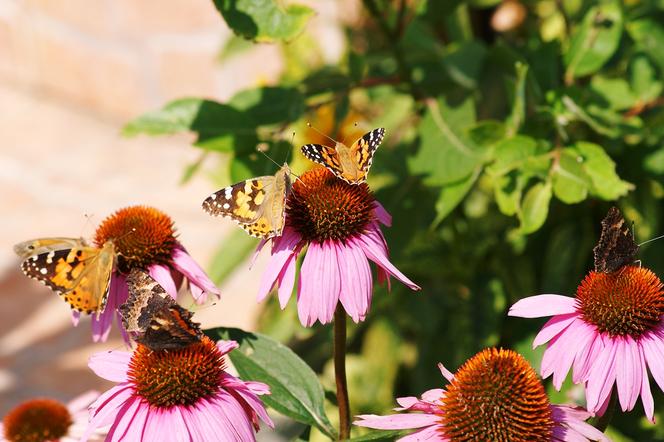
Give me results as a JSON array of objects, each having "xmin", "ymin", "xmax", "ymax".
[
  {"xmin": 641, "ymin": 329, "xmax": 664, "ymax": 392},
  {"xmin": 399, "ymin": 424, "xmax": 447, "ymax": 441},
  {"xmin": 639, "ymin": 344, "xmax": 655, "ymax": 423},
  {"xmin": 82, "ymin": 387, "xmax": 134, "ymax": 442},
  {"xmin": 354, "ymin": 412, "xmax": 440, "ymax": 430},
  {"xmin": 149, "ymin": 264, "xmax": 177, "ymax": 298},
  {"xmin": 92, "ymin": 273, "xmax": 127, "ymax": 342},
  {"xmin": 106, "ymin": 397, "xmax": 143, "ymax": 442},
  {"xmin": 615, "ymin": 336, "xmax": 641, "ymax": 411},
  {"xmin": 171, "ymin": 246, "xmax": 221, "ymax": 298},
  {"xmin": 573, "ymin": 331, "xmax": 605, "ymax": 383},
  {"xmin": 373, "ymin": 201, "xmax": 392, "ymax": 227},
  {"xmin": 355, "ymin": 226, "xmax": 420, "ymax": 291},
  {"xmin": 221, "ymin": 373, "xmax": 273, "ymax": 428},
  {"xmin": 276, "ymin": 253, "xmax": 297, "ymax": 308},
  {"xmin": 249, "ymin": 239, "xmax": 267, "ymax": 269},
  {"xmin": 297, "ymin": 241, "xmax": 341, "ymax": 326},
  {"xmin": 256, "ymin": 227, "xmax": 301, "ymax": 303},
  {"xmin": 551, "ymin": 321, "xmax": 585, "ymax": 389},
  {"xmin": 552, "ymin": 405, "xmax": 609, "ymax": 442},
  {"xmin": 216, "ymin": 340, "xmax": 239, "ymax": 355},
  {"xmin": 66, "ymin": 390, "xmax": 100, "ymax": 414},
  {"xmin": 88, "ymin": 351, "xmax": 131, "ymax": 382},
  {"xmin": 338, "ymin": 241, "xmax": 372, "ymax": 323},
  {"xmin": 209, "ymin": 391, "xmax": 257, "ymax": 441},
  {"xmin": 585, "ymin": 340, "xmax": 618, "ymax": 413},
  {"xmin": 438, "ymin": 363, "xmax": 454, "ymax": 382},
  {"xmin": 508, "ymin": 294, "xmax": 577, "ymax": 318},
  {"xmin": 533, "ymin": 313, "xmax": 579, "ymax": 347},
  {"xmin": 71, "ymin": 310, "xmax": 81, "ymax": 326}
]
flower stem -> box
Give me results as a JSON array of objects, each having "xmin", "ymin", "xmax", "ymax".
[
  {"xmin": 334, "ymin": 303, "xmax": 350, "ymax": 440},
  {"xmin": 590, "ymin": 388, "xmax": 617, "ymax": 432}
]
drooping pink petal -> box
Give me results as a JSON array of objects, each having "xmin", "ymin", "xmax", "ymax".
[
  {"xmin": 71, "ymin": 310, "xmax": 81, "ymax": 326},
  {"xmin": 354, "ymin": 412, "xmax": 440, "ymax": 430},
  {"xmin": 221, "ymin": 373, "xmax": 274, "ymax": 428},
  {"xmin": 256, "ymin": 226, "xmax": 301, "ymax": 303},
  {"xmin": 373, "ymin": 201, "xmax": 392, "ymax": 227},
  {"xmin": 338, "ymin": 241, "xmax": 372, "ymax": 323},
  {"xmin": 105, "ymin": 397, "xmax": 143, "ymax": 442},
  {"xmin": 552, "ymin": 405, "xmax": 609, "ymax": 442},
  {"xmin": 67, "ymin": 390, "xmax": 100, "ymax": 413},
  {"xmin": 638, "ymin": 344, "xmax": 655, "ymax": 423},
  {"xmin": 355, "ymin": 225, "xmax": 420, "ymax": 290},
  {"xmin": 585, "ymin": 340, "xmax": 618, "ymax": 413},
  {"xmin": 276, "ymin": 253, "xmax": 297, "ymax": 308},
  {"xmin": 88, "ymin": 350, "xmax": 131, "ymax": 382},
  {"xmin": 549, "ymin": 321, "xmax": 585, "ymax": 389},
  {"xmin": 249, "ymin": 239, "xmax": 268, "ymax": 269},
  {"xmin": 533, "ymin": 313, "xmax": 579, "ymax": 347},
  {"xmin": 399, "ymin": 424, "xmax": 447, "ymax": 441},
  {"xmin": 541, "ymin": 324, "xmax": 580, "ymax": 384},
  {"xmin": 82, "ymin": 386, "xmax": 134, "ymax": 442},
  {"xmin": 297, "ymin": 241, "xmax": 341, "ymax": 326},
  {"xmin": 641, "ymin": 329, "xmax": 664, "ymax": 392},
  {"xmin": 573, "ymin": 331, "xmax": 605, "ymax": 383},
  {"xmin": 209, "ymin": 391, "xmax": 257, "ymax": 441},
  {"xmin": 149, "ymin": 264, "xmax": 177, "ymax": 298},
  {"xmin": 92, "ymin": 273, "xmax": 127, "ymax": 342},
  {"xmin": 508, "ymin": 295, "xmax": 577, "ymax": 318},
  {"xmin": 170, "ymin": 246, "xmax": 221, "ymax": 299},
  {"xmin": 615, "ymin": 336, "xmax": 641, "ymax": 412}
]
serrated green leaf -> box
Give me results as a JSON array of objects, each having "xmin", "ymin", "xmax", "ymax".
[
  {"xmin": 590, "ymin": 76, "xmax": 636, "ymax": 111},
  {"xmin": 564, "ymin": 1, "xmax": 623, "ymax": 80},
  {"xmin": 409, "ymin": 96, "xmax": 481, "ymax": 186},
  {"xmin": 207, "ymin": 230, "xmax": 257, "ymax": 285},
  {"xmin": 229, "ymin": 86, "xmax": 304, "ymax": 125},
  {"xmin": 213, "ymin": 0, "xmax": 314, "ymax": 43},
  {"xmin": 433, "ymin": 168, "xmax": 480, "ymax": 227},
  {"xmin": 519, "ymin": 182, "xmax": 552, "ymax": 234},
  {"xmin": 207, "ymin": 327, "xmax": 336, "ymax": 439},
  {"xmin": 486, "ymin": 135, "xmax": 537, "ymax": 177},
  {"xmin": 123, "ymin": 98, "xmax": 257, "ymax": 152},
  {"xmin": 552, "ymin": 149, "xmax": 589, "ymax": 204},
  {"xmin": 570, "ymin": 141, "xmax": 632, "ymax": 200}
]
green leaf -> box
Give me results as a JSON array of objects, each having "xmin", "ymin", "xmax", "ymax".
[
  {"xmin": 590, "ymin": 76, "xmax": 636, "ymax": 110},
  {"xmin": 494, "ymin": 172, "xmax": 522, "ymax": 216},
  {"xmin": 564, "ymin": 1, "xmax": 623, "ymax": 80},
  {"xmin": 123, "ymin": 98, "xmax": 257, "ymax": 152},
  {"xmin": 348, "ymin": 430, "xmax": 406, "ymax": 441},
  {"xmin": 229, "ymin": 86, "xmax": 304, "ymax": 125},
  {"xmin": 207, "ymin": 327, "xmax": 337, "ymax": 439},
  {"xmin": 441, "ymin": 40, "xmax": 487, "ymax": 89},
  {"xmin": 569, "ymin": 142, "xmax": 633, "ymax": 200},
  {"xmin": 644, "ymin": 148, "xmax": 664, "ymax": 175},
  {"xmin": 207, "ymin": 230, "xmax": 257, "ymax": 284},
  {"xmin": 519, "ymin": 182, "xmax": 552, "ymax": 234},
  {"xmin": 552, "ymin": 149, "xmax": 590, "ymax": 204},
  {"xmin": 630, "ymin": 54, "xmax": 663, "ymax": 104},
  {"xmin": 433, "ymin": 168, "xmax": 480, "ymax": 227},
  {"xmin": 409, "ymin": 96, "xmax": 481, "ymax": 186},
  {"xmin": 505, "ymin": 62, "xmax": 528, "ymax": 137},
  {"xmin": 486, "ymin": 135, "xmax": 538, "ymax": 177},
  {"xmin": 213, "ymin": 0, "xmax": 314, "ymax": 43},
  {"xmin": 627, "ymin": 18, "xmax": 664, "ymax": 72}
]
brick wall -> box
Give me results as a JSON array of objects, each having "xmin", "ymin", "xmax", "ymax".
[{"xmin": 0, "ymin": 0, "xmax": 289, "ymax": 121}]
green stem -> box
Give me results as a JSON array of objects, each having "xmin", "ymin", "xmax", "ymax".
[
  {"xmin": 590, "ymin": 388, "xmax": 617, "ymax": 432},
  {"xmin": 334, "ymin": 304, "xmax": 350, "ymax": 440}
]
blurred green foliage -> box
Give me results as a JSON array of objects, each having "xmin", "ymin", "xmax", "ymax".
[{"xmin": 126, "ymin": 0, "xmax": 664, "ymax": 439}]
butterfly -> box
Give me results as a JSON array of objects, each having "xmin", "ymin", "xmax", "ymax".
[
  {"xmin": 300, "ymin": 127, "xmax": 385, "ymax": 184},
  {"xmin": 202, "ymin": 163, "xmax": 292, "ymax": 239},
  {"xmin": 16, "ymin": 238, "xmax": 115, "ymax": 316},
  {"xmin": 120, "ymin": 269, "xmax": 202, "ymax": 350},
  {"xmin": 593, "ymin": 207, "xmax": 639, "ymax": 273}
]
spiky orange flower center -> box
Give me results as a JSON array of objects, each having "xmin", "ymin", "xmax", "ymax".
[
  {"xmin": 286, "ymin": 168, "xmax": 375, "ymax": 243},
  {"xmin": 576, "ymin": 266, "xmax": 664, "ymax": 337},
  {"xmin": 127, "ymin": 336, "xmax": 224, "ymax": 407},
  {"xmin": 94, "ymin": 205, "xmax": 176, "ymax": 273},
  {"xmin": 439, "ymin": 348, "xmax": 554, "ymax": 441},
  {"xmin": 3, "ymin": 399, "xmax": 72, "ymax": 442}
]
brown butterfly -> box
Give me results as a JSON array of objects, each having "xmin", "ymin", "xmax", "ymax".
[
  {"xmin": 301, "ymin": 128, "xmax": 385, "ymax": 184},
  {"xmin": 120, "ymin": 269, "xmax": 202, "ymax": 350},
  {"xmin": 593, "ymin": 207, "xmax": 639, "ymax": 273},
  {"xmin": 202, "ymin": 163, "xmax": 291, "ymax": 239}
]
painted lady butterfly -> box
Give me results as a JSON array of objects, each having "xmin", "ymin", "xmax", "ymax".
[
  {"xmin": 121, "ymin": 269, "xmax": 202, "ymax": 350},
  {"xmin": 593, "ymin": 207, "xmax": 639, "ymax": 273},
  {"xmin": 202, "ymin": 163, "xmax": 292, "ymax": 239},
  {"xmin": 301, "ymin": 128, "xmax": 385, "ymax": 184},
  {"xmin": 16, "ymin": 238, "xmax": 115, "ymax": 316}
]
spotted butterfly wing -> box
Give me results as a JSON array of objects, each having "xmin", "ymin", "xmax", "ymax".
[
  {"xmin": 202, "ymin": 163, "xmax": 291, "ymax": 239},
  {"xmin": 14, "ymin": 237, "xmax": 88, "ymax": 259},
  {"xmin": 301, "ymin": 128, "xmax": 385, "ymax": 184},
  {"xmin": 19, "ymin": 241, "xmax": 115, "ymax": 316},
  {"xmin": 121, "ymin": 269, "xmax": 202, "ymax": 350},
  {"xmin": 593, "ymin": 207, "xmax": 639, "ymax": 273}
]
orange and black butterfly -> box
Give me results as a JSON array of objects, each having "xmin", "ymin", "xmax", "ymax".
[
  {"xmin": 301, "ymin": 128, "xmax": 385, "ymax": 184},
  {"xmin": 593, "ymin": 207, "xmax": 639, "ymax": 273}
]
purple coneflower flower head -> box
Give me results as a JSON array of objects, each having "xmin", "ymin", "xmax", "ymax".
[
  {"xmin": 509, "ymin": 264, "xmax": 664, "ymax": 422},
  {"xmin": 82, "ymin": 336, "xmax": 272, "ymax": 442},
  {"xmin": 1, "ymin": 391, "xmax": 105, "ymax": 442},
  {"xmin": 355, "ymin": 348, "xmax": 609, "ymax": 441},
  {"xmin": 88, "ymin": 205, "xmax": 220, "ymax": 342},
  {"xmin": 255, "ymin": 167, "xmax": 420, "ymax": 327}
]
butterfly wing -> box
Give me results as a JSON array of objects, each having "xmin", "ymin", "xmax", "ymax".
[
  {"xmin": 349, "ymin": 128, "xmax": 385, "ymax": 176},
  {"xmin": 14, "ymin": 237, "xmax": 87, "ymax": 259},
  {"xmin": 301, "ymin": 143, "xmax": 346, "ymax": 179},
  {"xmin": 121, "ymin": 269, "xmax": 202, "ymax": 350},
  {"xmin": 202, "ymin": 165, "xmax": 291, "ymax": 239},
  {"xmin": 593, "ymin": 207, "xmax": 639, "ymax": 273},
  {"xmin": 20, "ymin": 241, "xmax": 115, "ymax": 315}
]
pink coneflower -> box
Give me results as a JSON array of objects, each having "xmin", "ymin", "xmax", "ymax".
[
  {"xmin": 255, "ymin": 167, "xmax": 420, "ymax": 326},
  {"xmin": 87, "ymin": 205, "xmax": 220, "ymax": 342},
  {"xmin": 509, "ymin": 265, "xmax": 664, "ymax": 422},
  {"xmin": 82, "ymin": 336, "xmax": 273, "ymax": 442},
  {"xmin": 1, "ymin": 391, "xmax": 105, "ymax": 442},
  {"xmin": 355, "ymin": 348, "xmax": 608, "ymax": 441}
]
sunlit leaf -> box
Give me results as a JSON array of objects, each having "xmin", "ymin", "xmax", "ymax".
[{"xmin": 519, "ymin": 182, "xmax": 552, "ymax": 234}]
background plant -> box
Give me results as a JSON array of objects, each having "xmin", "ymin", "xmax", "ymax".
[{"xmin": 126, "ymin": 0, "xmax": 664, "ymax": 440}]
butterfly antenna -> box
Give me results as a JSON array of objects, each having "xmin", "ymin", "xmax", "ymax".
[
  {"xmin": 306, "ymin": 122, "xmax": 338, "ymax": 146},
  {"xmin": 284, "ymin": 131, "xmax": 295, "ymax": 163},
  {"xmin": 256, "ymin": 145, "xmax": 283, "ymax": 169},
  {"xmin": 638, "ymin": 234, "xmax": 664, "ymax": 247}
]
